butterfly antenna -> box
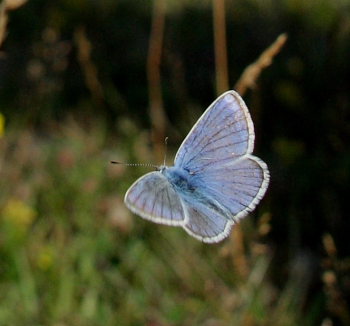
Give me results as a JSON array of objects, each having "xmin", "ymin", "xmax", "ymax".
[
  {"xmin": 110, "ymin": 161, "xmax": 158, "ymax": 169},
  {"xmin": 163, "ymin": 137, "xmax": 169, "ymax": 166}
]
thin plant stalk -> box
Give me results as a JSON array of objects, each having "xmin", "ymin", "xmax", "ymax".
[
  {"xmin": 147, "ymin": 0, "xmax": 167, "ymax": 162},
  {"xmin": 213, "ymin": 0, "xmax": 229, "ymax": 95}
]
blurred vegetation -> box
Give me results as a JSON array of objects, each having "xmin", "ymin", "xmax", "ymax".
[{"xmin": 0, "ymin": 0, "xmax": 350, "ymax": 325}]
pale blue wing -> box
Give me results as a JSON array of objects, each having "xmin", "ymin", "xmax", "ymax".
[
  {"xmin": 181, "ymin": 199, "xmax": 234, "ymax": 243},
  {"xmin": 190, "ymin": 154, "xmax": 270, "ymax": 221},
  {"xmin": 124, "ymin": 172, "xmax": 186, "ymax": 225},
  {"xmin": 174, "ymin": 90, "xmax": 255, "ymax": 173}
]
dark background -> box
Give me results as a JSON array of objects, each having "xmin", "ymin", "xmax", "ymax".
[{"xmin": 0, "ymin": 0, "xmax": 349, "ymax": 325}]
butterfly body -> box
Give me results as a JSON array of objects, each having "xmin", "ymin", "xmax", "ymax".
[
  {"xmin": 161, "ymin": 166, "xmax": 232, "ymax": 222},
  {"xmin": 124, "ymin": 91, "xmax": 270, "ymax": 243},
  {"xmin": 161, "ymin": 166, "xmax": 195, "ymax": 193}
]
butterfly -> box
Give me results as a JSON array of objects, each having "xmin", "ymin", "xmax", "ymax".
[{"xmin": 124, "ymin": 90, "xmax": 269, "ymax": 243}]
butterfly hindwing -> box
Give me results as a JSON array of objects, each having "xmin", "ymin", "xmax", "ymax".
[
  {"xmin": 181, "ymin": 199, "xmax": 233, "ymax": 243},
  {"xmin": 124, "ymin": 172, "xmax": 186, "ymax": 226},
  {"xmin": 189, "ymin": 154, "xmax": 269, "ymax": 222}
]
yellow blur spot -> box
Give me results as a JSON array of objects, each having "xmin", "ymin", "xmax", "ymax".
[
  {"xmin": 37, "ymin": 247, "xmax": 54, "ymax": 270},
  {"xmin": 0, "ymin": 113, "xmax": 5, "ymax": 137},
  {"xmin": 3, "ymin": 198, "xmax": 36, "ymax": 230}
]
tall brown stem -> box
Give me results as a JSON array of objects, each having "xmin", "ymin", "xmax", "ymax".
[
  {"xmin": 213, "ymin": 0, "xmax": 229, "ymax": 96},
  {"xmin": 147, "ymin": 0, "xmax": 167, "ymax": 162}
]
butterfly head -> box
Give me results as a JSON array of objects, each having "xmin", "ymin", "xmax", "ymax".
[{"xmin": 157, "ymin": 165, "xmax": 168, "ymax": 173}]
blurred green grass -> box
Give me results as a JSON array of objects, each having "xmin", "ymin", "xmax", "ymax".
[{"xmin": 0, "ymin": 120, "xmax": 317, "ymax": 326}]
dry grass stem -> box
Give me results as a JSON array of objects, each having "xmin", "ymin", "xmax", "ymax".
[
  {"xmin": 213, "ymin": 0, "xmax": 229, "ymax": 95},
  {"xmin": 147, "ymin": 0, "xmax": 167, "ymax": 162},
  {"xmin": 75, "ymin": 26, "xmax": 104, "ymax": 105},
  {"xmin": 323, "ymin": 233, "xmax": 337, "ymax": 257},
  {"xmin": 235, "ymin": 33, "xmax": 288, "ymax": 96},
  {"xmin": 0, "ymin": 0, "xmax": 27, "ymax": 47},
  {"xmin": 0, "ymin": 2, "xmax": 9, "ymax": 46},
  {"xmin": 230, "ymin": 225, "xmax": 249, "ymax": 278},
  {"xmin": 4, "ymin": 0, "xmax": 28, "ymax": 11},
  {"xmin": 322, "ymin": 233, "xmax": 350, "ymax": 324}
]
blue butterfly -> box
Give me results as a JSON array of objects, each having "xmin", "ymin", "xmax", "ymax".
[{"xmin": 124, "ymin": 90, "xmax": 269, "ymax": 243}]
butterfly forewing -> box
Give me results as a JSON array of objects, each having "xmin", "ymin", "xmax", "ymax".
[
  {"xmin": 174, "ymin": 91, "xmax": 255, "ymax": 173},
  {"xmin": 124, "ymin": 172, "xmax": 186, "ymax": 225}
]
